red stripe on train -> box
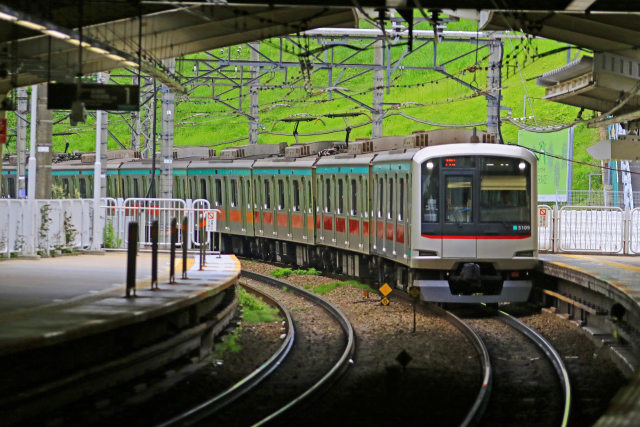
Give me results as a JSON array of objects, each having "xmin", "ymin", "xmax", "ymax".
[{"xmin": 421, "ymin": 234, "xmax": 531, "ymax": 240}]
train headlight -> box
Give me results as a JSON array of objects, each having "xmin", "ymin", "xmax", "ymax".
[
  {"xmin": 518, "ymin": 162, "xmax": 526, "ymax": 170},
  {"xmin": 426, "ymin": 161, "xmax": 434, "ymax": 170}
]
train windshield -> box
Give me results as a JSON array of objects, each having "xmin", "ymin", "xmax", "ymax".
[
  {"xmin": 421, "ymin": 155, "xmax": 531, "ymax": 235},
  {"xmin": 479, "ymin": 157, "xmax": 530, "ymax": 223}
]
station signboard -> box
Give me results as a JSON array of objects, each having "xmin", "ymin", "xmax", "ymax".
[{"xmin": 48, "ymin": 83, "xmax": 139, "ymax": 111}]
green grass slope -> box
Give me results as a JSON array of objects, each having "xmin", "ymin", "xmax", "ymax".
[{"xmin": 4, "ymin": 16, "xmax": 601, "ymax": 189}]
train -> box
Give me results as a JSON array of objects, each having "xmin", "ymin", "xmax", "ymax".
[{"xmin": 1, "ymin": 128, "xmax": 538, "ymax": 303}]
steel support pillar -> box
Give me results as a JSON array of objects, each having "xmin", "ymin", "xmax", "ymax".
[
  {"xmin": 130, "ymin": 74, "xmax": 141, "ymax": 151},
  {"xmin": 249, "ymin": 41, "xmax": 260, "ymax": 144},
  {"xmin": 487, "ymin": 40, "xmax": 503, "ymax": 142},
  {"xmin": 16, "ymin": 87, "xmax": 28, "ymax": 198},
  {"xmin": 142, "ymin": 76, "xmax": 153, "ymax": 158},
  {"xmin": 373, "ymin": 39, "xmax": 384, "ymax": 138},
  {"xmin": 160, "ymin": 58, "xmax": 175, "ymax": 199},
  {"xmin": 97, "ymin": 72, "xmax": 109, "ymax": 198},
  {"xmin": 35, "ymin": 83, "xmax": 52, "ymax": 199}
]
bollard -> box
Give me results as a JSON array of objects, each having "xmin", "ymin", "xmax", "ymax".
[
  {"xmin": 151, "ymin": 220, "xmax": 159, "ymax": 290},
  {"xmin": 170, "ymin": 218, "xmax": 177, "ymax": 284},
  {"xmin": 199, "ymin": 220, "xmax": 205, "ymax": 270},
  {"xmin": 126, "ymin": 222, "xmax": 138, "ymax": 297},
  {"xmin": 182, "ymin": 216, "xmax": 188, "ymax": 279}
]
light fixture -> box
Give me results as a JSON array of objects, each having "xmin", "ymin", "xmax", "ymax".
[
  {"xmin": 519, "ymin": 162, "xmax": 526, "ymax": 170},
  {"xmin": 87, "ymin": 46, "xmax": 109, "ymax": 55},
  {"xmin": 106, "ymin": 53, "xmax": 125, "ymax": 61},
  {"xmin": 426, "ymin": 161, "xmax": 434, "ymax": 170},
  {"xmin": 16, "ymin": 20, "xmax": 46, "ymax": 31},
  {"xmin": 66, "ymin": 39, "xmax": 90, "ymax": 48},
  {"xmin": 43, "ymin": 29, "xmax": 70, "ymax": 40},
  {"xmin": 0, "ymin": 11, "xmax": 18, "ymax": 21}
]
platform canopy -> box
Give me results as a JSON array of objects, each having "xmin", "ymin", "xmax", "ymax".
[
  {"xmin": 0, "ymin": 1, "xmax": 637, "ymax": 95},
  {"xmin": 0, "ymin": 2, "xmax": 357, "ymax": 93}
]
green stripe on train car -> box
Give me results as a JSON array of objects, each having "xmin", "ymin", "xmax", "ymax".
[
  {"xmin": 173, "ymin": 169, "xmax": 187, "ymax": 175},
  {"xmin": 1, "ymin": 170, "xmax": 15, "ymax": 175},
  {"xmin": 52, "ymin": 170, "xmax": 80, "ymax": 175},
  {"xmin": 254, "ymin": 169, "xmax": 279, "ymax": 175},
  {"xmin": 84, "ymin": 170, "xmax": 96, "ymax": 175},
  {"xmin": 372, "ymin": 163, "xmax": 410, "ymax": 172},
  {"xmin": 316, "ymin": 167, "xmax": 339, "ymax": 174},
  {"xmin": 339, "ymin": 167, "xmax": 369, "ymax": 174},
  {"xmin": 217, "ymin": 169, "xmax": 251, "ymax": 175}
]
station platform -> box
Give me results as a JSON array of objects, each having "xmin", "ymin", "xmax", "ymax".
[
  {"xmin": 0, "ymin": 252, "xmax": 240, "ymax": 355},
  {"xmin": 0, "ymin": 251, "xmax": 240, "ymax": 424},
  {"xmin": 539, "ymin": 254, "xmax": 640, "ymax": 426}
]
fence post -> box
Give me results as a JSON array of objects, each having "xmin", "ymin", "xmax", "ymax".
[
  {"xmin": 552, "ymin": 204, "xmax": 560, "ymax": 253},
  {"xmin": 199, "ymin": 220, "xmax": 205, "ymax": 270},
  {"xmin": 182, "ymin": 216, "xmax": 188, "ymax": 279},
  {"xmin": 151, "ymin": 220, "xmax": 159, "ymax": 289},
  {"xmin": 126, "ymin": 222, "xmax": 138, "ymax": 297},
  {"xmin": 170, "ymin": 218, "xmax": 177, "ymax": 284},
  {"xmin": 624, "ymin": 208, "xmax": 631, "ymax": 255}
]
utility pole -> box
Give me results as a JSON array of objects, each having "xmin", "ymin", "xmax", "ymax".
[
  {"xmin": 160, "ymin": 58, "xmax": 175, "ymax": 199},
  {"xmin": 35, "ymin": 83, "xmax": 52, "ymax": 199},
  {"xmin": 97, "ymin": 72, "xmax": 109, "ymax": 198},
  {"xmin": 373, "ymin": 39, "xmax": 384, "ymax": 138},
  {"xmin": 487, "ymin": 39, "xmax": 503, "ymax": 142},
  {"xmin": 16, "ymin": 87, "xmax": 28, "ymax": 198},
  {"xmin": 130, "ymin": 74, "xmax": 141, "ymax": 151},
  {"xmin": 249, "ymin": 41, "xmax": 260, "ymax": 144}
]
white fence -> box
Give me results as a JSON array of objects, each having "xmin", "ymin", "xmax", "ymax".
[
  {"xmin": 0, "ymin": 199, "xmax": 94, "ymax": 257},
  {"xmin": 538, "ymin": 205, "xmax": 640, "ymax": 254},
  {"xmin": 3, "ymin": 197, "xmax": 640, "ymax": 257},
  {"xmin": 104, "ymin": 198, "xmax": 217, "ymax": 250}
]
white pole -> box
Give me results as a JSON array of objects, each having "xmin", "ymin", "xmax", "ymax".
[
  {"xmin": 92, "ymin": 110, "xmax": 103, "ymax": 251},
  {"xmin": 25, "ymin": 85, "xmax": 38, "ymax": 255}
]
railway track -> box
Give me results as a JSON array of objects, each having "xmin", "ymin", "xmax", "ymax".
[
  {"xmin": 159, "ymin": 270, "xmax": 355, "ymax": 426},
  {"xmin": 448, "ymin": 305, "xmax": 571, "ymax": 427}
]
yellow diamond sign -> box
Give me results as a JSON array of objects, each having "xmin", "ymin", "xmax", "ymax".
[
  {"xmin": 379, "ymin": 283, "xmax": 392, "ymax": 296},
  {"xmin": 381, "ymin": 297, "xmax": 390, "ymax": 306}
]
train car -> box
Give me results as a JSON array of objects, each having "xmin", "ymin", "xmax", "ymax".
[
  {"xmin": 410, "ymin": 142, "xmax": 537, "ymax": 303},
  {"xmin": 1, "ymin": 162, "xmax": 17, "ymax": 198},
  {"xmin": 0, "ymin": 129, "xmax": 538, "ymax": 304}
]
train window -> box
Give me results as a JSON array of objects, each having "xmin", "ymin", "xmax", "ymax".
[
  {"xmin": 398, "ymin": 177, "xmax": 404, "ymax": 221},
  {"xmin": 133, "ymin": 178, "xmax": 139, "ymax": 198},
  {"xmin": 7, "ymin": 177, "xmax": 16, "ymax": 198},
  {"xmin": 351, "ymin": 179, "xmax": 357, "ymax": 216},
  {"xmin": 362, "ymin": 179, "xmax": 367, "ymax": 217},
  {"xmin": 325, "ymin": 178, "xmax": 331, "ymax": 213},
  {"xmin": 422, "ymin": 160, "xmax": 440, "ymax": 223},
  {"xmin": 378, "ymin": 177, "xmax": 383, "ymax": 218},
  {"xmin": 293, "ymin": 180, "xmax": 300, "ymax": 212},
  {"xmin": 215, "ymin": 180, "xmax": 222, "ymax": 206},
  {"xmin": 388, "ymin": 177, "xmax": 394, "ymax": 220},
  {"xmin": 80, "ymin": 178, "xmax": 87, "ymax": 198},
  {"xmin": 278, "ymin": 179, "xmax": 285, "ymax": 210},
  {"xmin": 480, "ymin": 157, "xmax": 530, "ymax": 223},
  {"xmin": 337, "ymin": 179, "xmax": 344, "ymax": 214},
  {"xmin": 200, "ymin": 178, "xmax": 207, "ymax": 200},
  {"xmin": 264, "ymin": 179, "xmax": 271, "ymax": 209},
  {"xmin": 231, "ymin": 179, "xmax": 238, "ymax": 207},
  {"xmin": 445, "ymin": 176, "xmax": 472, "ymax": 223},
  {"xmin": 62, "ymin": 178, "xmax": 70, "ymax": 196}
]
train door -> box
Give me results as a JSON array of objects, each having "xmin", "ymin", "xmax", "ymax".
[
  {"xmin": 262, "ymin": 176, "xmax": 276, "ymax": 237},
  {"xmin": 275, "ymin": 177, "xmax": 287, "ymax": 239},
  {"xmin": 374, "ymin": 175, "xmax": 384, "ymax": 254},
  {"xmin": 325, "ymin": 176, "xmax": 336, "ymax": 245},
  {"xmin": 395, "ymin": 174, "xmax": 408, "ymax": 260},
  {"xmin": 441, "ymin": 171, "xmax": 476, "ymax": 258},
  {"xmin": 348, "ymin": 177, "xmax": 360, "ymax": 251},
  {"xmin": 386, "ymin": 174, "xmax": 396, "ymax": 258},
  {"xmin": 335, "ymin": 176, "xmax": 347, "ymax": 249},
  {"xmin": 304, "ymin": 177, "xmax": 314, "ymax": 243},
  {"xmin": 291, "ymin": 177, "xmax": 303, "ymax": 241},
  {"xmin": 238, "ymin": 176, "xmax": 248, "ymax": 233},
  {"xmin": 252, "ymin": 174, "xmax": 264, "ymax": 237}
]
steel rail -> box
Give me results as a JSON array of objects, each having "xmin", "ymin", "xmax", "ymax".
[
  {"xmin": 425, "ymin": 303, "xmax": 492, "ymax": 427},
  {"xmin": 157, "ymin": 281, "xmax": 295, "ymax": 427},
  {"xmin": 241, "ymin": 270, "xmax": 356, "ymax": 426},
  {"xmin": 495, "ymin": 309, "xmax": 572, "ymax": 427}
]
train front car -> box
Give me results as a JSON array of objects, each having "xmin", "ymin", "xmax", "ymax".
[{"xmin": 411, "ymin": 143, "xmax": 538, "ymax": 303}]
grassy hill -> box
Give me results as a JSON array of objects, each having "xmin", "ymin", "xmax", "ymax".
[{"xmin": 5, "ymin": 16, "xmax": 601, "ymax": 190}]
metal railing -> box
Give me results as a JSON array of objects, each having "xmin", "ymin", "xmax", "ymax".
[
  {"xmin": 538, "ymin": 205, "xmax": 640, "ymax": 254},
  {"xmin": 103, "ymin": 198, "xmax": 219, "ymax": 250}
]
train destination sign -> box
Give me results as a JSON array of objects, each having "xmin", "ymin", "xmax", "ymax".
[{"xmin": 48, "ymin": 83, "xmax": 139, "ymax": 111}]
